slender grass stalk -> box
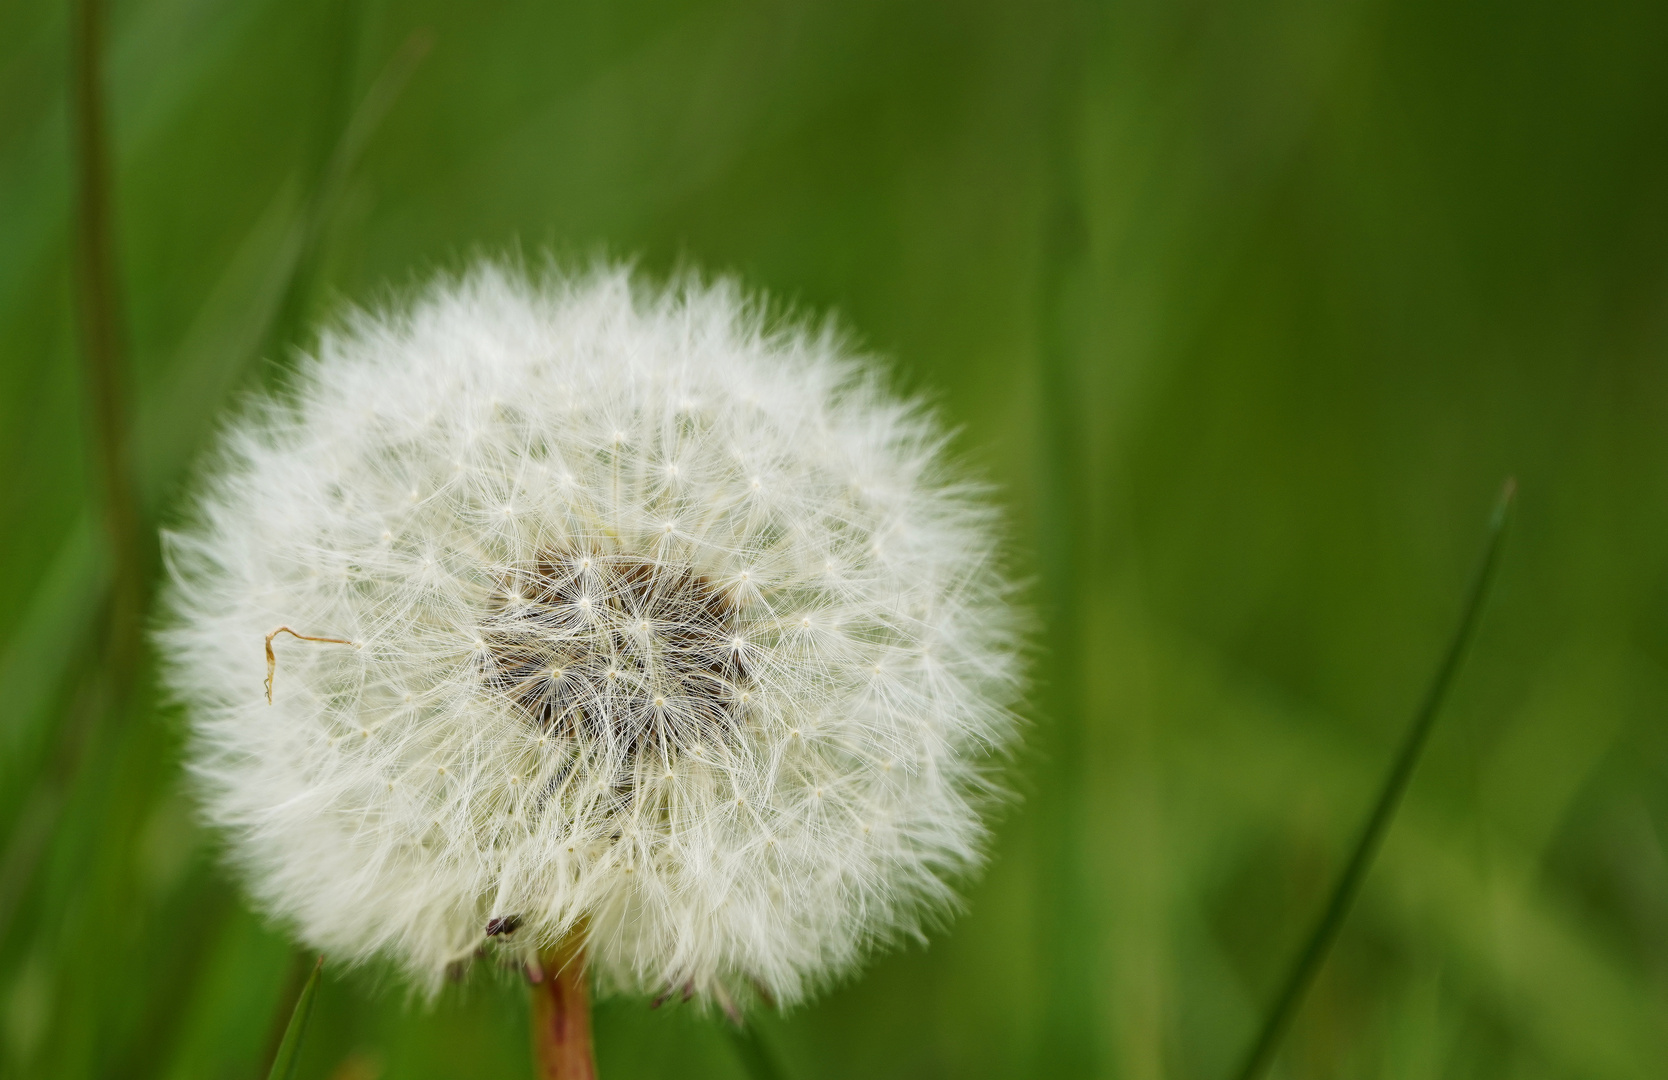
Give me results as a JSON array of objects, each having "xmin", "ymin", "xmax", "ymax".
[
  {"xmin": 69, "ymin": 0, "xmax": 143, "ymax": 692},
  {"xmin": 1033, "ymin": 1, "xmax": 1099, "ymax": 1073},
  {"xmin": 266, "ymin": 956, "xmax": 324, "ymax": 1080},
  {"xmin": 257, "ymin": 949, "xmax": 321, "ymax": 1077},
  {"xmin": 531, "ymin": 935, "xmax": 597, "ymax": 1080},
  {"xmin": 1233, "ymin": 478, "xmax": 1517, "ymax": 1080}
]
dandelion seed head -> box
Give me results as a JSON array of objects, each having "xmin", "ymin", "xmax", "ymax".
[{"xmin": 157, "ymin": 263, "xmax": 1022, "ymax": 1007}]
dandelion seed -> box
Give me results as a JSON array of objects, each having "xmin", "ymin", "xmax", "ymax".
[{"xmin": 157, "ymin": 263, "xmax": 1022, "ymax": 1011}]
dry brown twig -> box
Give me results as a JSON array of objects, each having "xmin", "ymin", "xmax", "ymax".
[{"xmin": 264, "ymin": 627, "xmax": 355, "ymax": 704}]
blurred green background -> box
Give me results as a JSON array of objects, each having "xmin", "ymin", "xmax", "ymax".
[{"xmin": 5, "ymin": 0, "xmax": 1668, "ymax": 1077}]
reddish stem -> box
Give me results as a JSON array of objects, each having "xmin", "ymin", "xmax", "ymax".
[{"xmin": 531, "ymin": 937, "xmax": 596, "ymax": 1080}]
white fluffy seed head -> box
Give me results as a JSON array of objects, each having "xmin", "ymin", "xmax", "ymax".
[{"xmin": 158, "ymin": 263, "xmax": 1022, "ymax": 1006}]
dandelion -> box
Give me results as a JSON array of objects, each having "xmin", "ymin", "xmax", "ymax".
[{"xmin": 159, "ymin": 264, "xmax": 1021, "ymax": 1072}]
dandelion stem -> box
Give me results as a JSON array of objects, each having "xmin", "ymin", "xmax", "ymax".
[
  {"xmin": 1232, "ymin": 478, "xmax": 1516, "ymax": 1080},
  {"xmin": 532, "ymin": 935, "xmax": 597, "ymax": 1080}
]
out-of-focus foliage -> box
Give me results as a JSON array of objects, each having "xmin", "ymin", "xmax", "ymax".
[{"xmin": 3, "ymin": 0, "xmax": 1668, "ymax": 1077}]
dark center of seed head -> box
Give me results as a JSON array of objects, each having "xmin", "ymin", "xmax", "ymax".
[{"xmin": 480, "ymin": 551, "xmax": 749, "ymax": 756}]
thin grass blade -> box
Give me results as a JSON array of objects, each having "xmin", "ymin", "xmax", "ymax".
[
  {"xmin": 725, "ymin": 1023, "xmax": 787, "ymax": 1080},
  {"xmin": 1234, "ymin": 477, "xmax": 1518, "ymax": 1080},
  {"xmin": 265, "ymin": 956, "xmax": 324, "ymax": 1080}
]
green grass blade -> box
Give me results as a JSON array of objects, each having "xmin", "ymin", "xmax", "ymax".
[
  {"xmin": 1234, "ymin": 478, "xmax": 1518, "ymax": 1080},
  {"xmin": 70, "ymin": 0, "xmax": 145, "ymax": 700},
  {"xmin": 724, "ymin": 1024, "xmax": 787, "ymax": 1080},
  {"xmin": 265, "ymin": 956, "xmax": 323, "ymax": 1080}
]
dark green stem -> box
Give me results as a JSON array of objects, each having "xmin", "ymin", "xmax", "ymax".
[
  {"xmin": 1033, "ymin": 1, "xmax": 1099, "ymax": 1072},
  {"xmin": 70, "ymin": 0, "xmax": 143, "ymax": 693},
  {"xmin": 1233, "ymin": 478, "xmax": 1517, "ymax": 1080}
]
